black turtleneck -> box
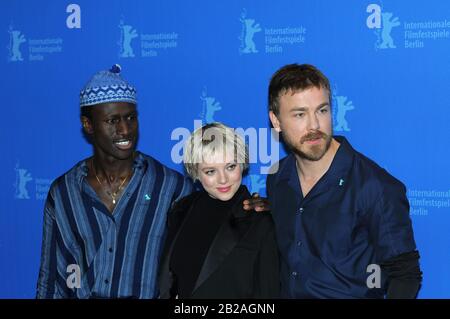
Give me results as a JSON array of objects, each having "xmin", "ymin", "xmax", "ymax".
[{"xmin": 170, "ymin": 187, "xmax": 243, "ymax": 298}]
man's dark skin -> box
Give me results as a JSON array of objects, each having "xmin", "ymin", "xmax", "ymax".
[
  {"xmin": 243, "ymin": 194, "xmax": 270, "ymax": 212},
  {"xmin": 81, "ymin": 102, "xmax": 268, "ymax": 213},
  {"xmin": 81, "ymin": 102, "xmax": 138, "ymax": 213}
]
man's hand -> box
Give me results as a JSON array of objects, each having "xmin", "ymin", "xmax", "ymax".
[{"xmin": 243, "ymin": 193, "xmax": 271, "ymax": 212}]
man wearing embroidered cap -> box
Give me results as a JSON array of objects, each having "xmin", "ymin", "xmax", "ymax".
[{"xmin": 36, "ymin": 65, "xmax": 193, "ymax": 298}]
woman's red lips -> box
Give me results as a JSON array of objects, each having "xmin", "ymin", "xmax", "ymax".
[{"xmin": 217, "ymin": 186, "xmax": 231, "ymax": 193}]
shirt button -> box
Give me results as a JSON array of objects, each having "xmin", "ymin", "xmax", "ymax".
[
  {"xmin": 298, "ymin": 207, "xmax": 304, "ymax": 213},
  {"xmin": 109, "ymin": 248, "xmax": 113, "ymax": 253},
  {"xmin": 292, "ymin": 271, "xmax": 298, "ymax": 277},
  {"xmin": 104, "ymin": 279, "xmax": 109, "ymax": 284},
  {"xmin": 297, "ymin": 241, "xmax": 302, "ymax": 246}
]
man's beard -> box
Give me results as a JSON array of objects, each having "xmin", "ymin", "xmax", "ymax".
[{"xmin": 287, "ymin": 130, "xmax": 332, "ymax": 161}]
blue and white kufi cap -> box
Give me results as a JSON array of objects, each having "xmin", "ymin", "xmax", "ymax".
[{"xmin": 79, "ymin": 64, "xmax": 137, "ymax": 107}]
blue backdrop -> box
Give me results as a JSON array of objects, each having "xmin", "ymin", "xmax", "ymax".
[{"xmin": 2, "ymin": 0, "xmax": 449, "ymax": 298}]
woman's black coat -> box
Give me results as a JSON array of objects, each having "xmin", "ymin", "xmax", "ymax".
[{"xmin": 158, "ymin": 186, "xmax": 280, "ymax": 299}]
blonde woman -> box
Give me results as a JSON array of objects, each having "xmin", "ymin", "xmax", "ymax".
[{"xmin": 158, "ymin": 122, "xmax": 279, "ymax": 299}]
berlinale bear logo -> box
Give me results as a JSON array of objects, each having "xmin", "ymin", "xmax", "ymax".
[
  {"xmin": 239, "ymin": 9, "xmax": 261, "ymax": 54},
  {"xmin": 8, "ymin": 26, "xmax": 26, "ymax": 62},
  {"xmin": 200, "ymin": 88, "xmax": 222, "ymax": 123},
  {"xmin": 366, "ymin": 4, "xmax": 400, "ymax": 50},
  {"xmin": 119, "ymin": 20, "xmax": 138, "ymax": 58}
]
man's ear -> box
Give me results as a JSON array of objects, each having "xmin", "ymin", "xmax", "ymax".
[
  {"xmin": 81, "ymin": 116, "xmax": 94, "ymax": 134},
  {"xmin": 269, "ymin": 111, "xmax": 282, "ymax": 133}
]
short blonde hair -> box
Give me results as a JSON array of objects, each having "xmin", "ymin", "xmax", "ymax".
[{"xmin": 183, "ymin": 122, "xmax": 249, "ymax": 181}]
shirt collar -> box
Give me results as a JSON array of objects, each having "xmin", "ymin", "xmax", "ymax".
[
  {"xmin": 74, "ymin": 151, "xmax": 147, "ymax": 187},
  {"xmin": 324, "ymin": 135, "xmax": 355, "ymax": 184},
  {"xmin": 277, "ymin": 135, "xmax": 355, "ymax": 189}
]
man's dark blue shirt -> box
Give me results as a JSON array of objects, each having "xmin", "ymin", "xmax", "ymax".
[{"xmin": 267, "ymin": 136, "xmax": 417, "ymax": 298}]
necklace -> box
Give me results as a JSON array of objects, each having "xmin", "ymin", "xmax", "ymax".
[{"xmin": 92, "ymin": 161, "xmax": 131, "ymax": 205}]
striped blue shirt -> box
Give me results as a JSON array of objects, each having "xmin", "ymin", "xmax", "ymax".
[{"xmin": 36, "ymin": 152, "xmax": 193, "ymax": 299}]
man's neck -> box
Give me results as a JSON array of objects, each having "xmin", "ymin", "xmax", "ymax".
[
  {"xmin": 295, "ymin": 138, "xmax": 340, "ymax": 184},
  {"xmin": 92, "ymin": 151, "xmax": 135, "ymax": 181}
]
